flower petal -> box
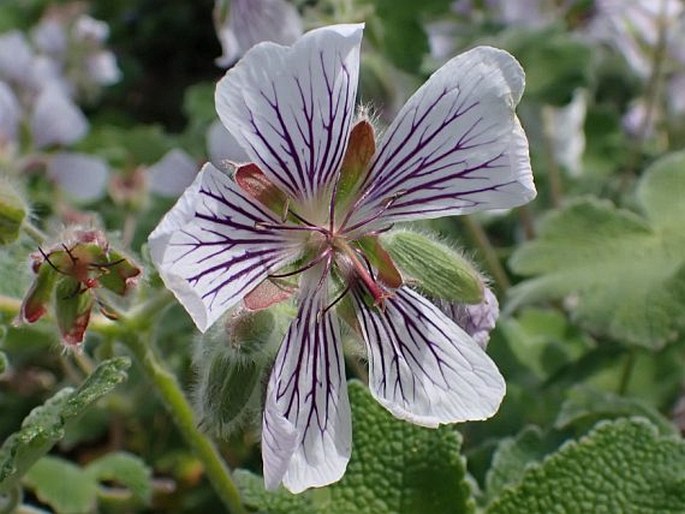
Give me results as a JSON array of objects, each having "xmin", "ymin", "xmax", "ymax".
[
  {"xmin": 48, "ymin": 152, "xmax": 109, "ymax": 202},
  {"xmin": 206, "ymin": 119, "xmax": 249, "ymax": 170},
  {"xmin": 346, "ymin": 46, "xmax": 535, "ymax": 231},
  {"xmin": 262, "ymin": 271, "xmax": 352, "ymax": 493},
  {"xmin": 148, "ymin": 162, "xmax": 300, "ymax": 332},
  {"xmin": 215, "ymin": 23, "xmax": 363, "ymax": 203},
  {"xmin": 31, "ymin": 85, "xmax": 88, "ymax": 148},
  {"xmin": 148, "ymin": 149, "xmax": 199, "ymax": 197},
  {"xmin": 352, "ymin": 286, "xmax": 505, "ymax": 427}
]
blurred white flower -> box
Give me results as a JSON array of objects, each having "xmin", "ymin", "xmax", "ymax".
[
  {"xmin": 214, "ymin": 0, "xmax": 303, "ymax": 67},
  {"xmin": 542, "ymin": 89, "xmax": 587, "ymax": 177},
  {"xmin": 148, "ymin": 149, "xmax": 199, "ymax": 197},
  {"xmin": 0, "ymin": 31, "xmax": 34, "ymax": 84},
  {"xmin": 47, "ymin": 152, "xmax": 109, "ymax": 202},
  {"xmin": 32, "ymin": 18, "xmax": 68, "ymax": 56},
  {"xmin": 0, "ymin": 81, "xmax": 21, "ymax": 144},
  {"xmin": 206, "ymin": 119, "xmax": 249, "ymax": 170},
  {"xmin": 74, "ymin": 14, "xmax": 110, "ymax": 43},
  {"xmin": 86, "ymin": 50, "xmax": 121, "ymax": 85},
  {"xmin": 31, "ymin": 85, "xmax": 88, "ymax": 148}
]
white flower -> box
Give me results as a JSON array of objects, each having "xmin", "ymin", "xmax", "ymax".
[
  {"xmin": 0, "ymin": 31, "xmax": 34, "ymax": 84},
  {"xmin": 47, "ymin": 152, "xmax": 109, "ymax": 202},
  {"xmin": 214, "ymin": 0, "xmax": 302, "ymax": 67},
  {"xmin": 148, "ymin": 149, "xmax": 199, "ymax": 197},
  {"xmin": 542, "ymin": 89, "xmax": 587, "ymax": 177},
  {"xmin": 31, "ymin": 85, "xmax": 88, "ymax": 148},
  {"xmin": 0, "ymin": 81, "xmax": 21, "ymax": 144},
  {"xmin": 149, "ymin": 24, "xmax": 535, "ymax": 493}
]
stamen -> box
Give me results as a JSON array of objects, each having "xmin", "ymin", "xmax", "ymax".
[
  {"xmin": 321, "ymin": 284, "xmax": 351, "ymax": 317},
  {"xmin": 268, "ymin": 248, "xmax": 332, "ymax": 279},
  {"xmin": 340, "ymin": 190, "xmax": 406, "ymax": 234}
]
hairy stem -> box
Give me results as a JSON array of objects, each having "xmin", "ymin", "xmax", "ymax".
[{"xmin": 460, "ymin": 215, "xmax": 511, "ymax": 293}]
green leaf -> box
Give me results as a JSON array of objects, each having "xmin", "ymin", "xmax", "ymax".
[
  {"xmin": 23, "ymin": 457, "xmax": 98, "ymax": 514},
  {"xmin": 486, "ymin": 418, "xmax": 685, "ymax": 514},
  {"xmin": 509, "ymin": 151, "xmax": 685, "ymax": 348},
  {"xmin": 85, "ymin": 452, "xmax": 152, "ymax": 503},
  {"xmin": 233, "ymin": 382, "xmax": 474, "ymax": 514},
  {"xmin": 234, "ymin": 469, "xmax": 318, "ymax": 514},
  {"xmin": 485, "ymin": 426, "xmax": 560, "ymax": 502},
  {"xmin": 0, "ymin": 357, "xmax": 130, "ymax": 492},
  {"xmin": 0, "ymin": 351, "xmax": 6, "ymax": 374},
  {"xmin": 325, "ymin": 381, "xmax": 474, "ymax": 514},
  {"xmin": 555, "ymin": 385, "xmax": 678, "ymax": 436}
]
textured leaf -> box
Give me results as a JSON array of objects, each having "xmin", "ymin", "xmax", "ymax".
[
  {"xmin": 325, "ymin": 381, "xmax": 474, "ymax": 514},
  {"xmin": 509, "ymin": 151, "xmax": 685, "ymax": 348},
  {"xmin": 23, "ymin": 456, "xmax": 98, "ymax": 514},
  {"xmin": 85, "ymin": 452, "xmax": 152, "ymax": 503},
  {"xmin": 555, "ymin": 385, "xmax": 677, "ymax": 436},
  {"xmin": 234, "ymin": 469, "xmax": 318, "ymax": 514},
  {"xmin": 0, "ymin": 357, "xmax": 130, "ymax": 491},
  {"xmin": 485, "ymin": 426, "xmax": 560, "ymax": 502},
  {"xmin": 487, "ymin": 418, "xmax": 685, "ymax": 514}
]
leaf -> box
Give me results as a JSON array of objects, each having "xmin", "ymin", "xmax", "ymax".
[
  {"xmin": 233, "ymin": 381, "xmax": 474, "ymax": 514},
  {"xmin": 485, "ymin": 426, "xmax": 560, "ymax": 502},
  {"xmin": 555, "ymin": 385, "xmax": 678, "ymax": 436},
  {"xmin": 234, "ymin": 469, "xmax": 318, "ymax": 514},
  {"xmin": 0, "ymin": 357, "xmax": 130, "ymax": 492},
  {"xmin": 326, "ymin": 381, "xmax": 474, "ymax": 514},
  {"xmin": 486, "ymin": 418, "xmax": 685, "ymax": 514},
  {"xmin": 85, "ymin": 452, "xmax": 152, "ymax": 503},
  {"xmin": 23, "ymin": 456, "xmax": 98, "ymax": 514},
  {"xmin": 0, "ymin": 351, "xmax": 6, "ymax": 374},
  {"xmin": 509, "ymin": 151, "xmax": 685, "ymax": 348}
]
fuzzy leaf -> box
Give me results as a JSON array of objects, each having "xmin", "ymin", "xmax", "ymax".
[
  {"xmin": 487, "ymin": 418, "xmax": 685, "ymax": 514},
  {"xmin": 234, "ymin": 469, "xmax": 318, "ymax": 514},
  {"xmin": 509, "ymin": 151, "xmax": 685, "ymax": 348},
  {"xmin": 23, "ymin": 456, "xmax": 98, "ymax": 514},
  {"xmin": 326, "ymin": 381, "xmax": 474, "ymax": 514},
  {"xmin": 0, "ymin": 357, "xmax": 130, "ymax": 492},
  {"xmin": 85, "ymin": 452, "xmax": 153, "ymax": 503},
  {"xmin": 555, "ymin": 385, "xmax": 677, "ymax": 436}
]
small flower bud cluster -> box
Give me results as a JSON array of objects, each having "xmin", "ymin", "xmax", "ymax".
[{"xmin": 16, "ymin": 228, "xmax": 140, "ymax": 346}]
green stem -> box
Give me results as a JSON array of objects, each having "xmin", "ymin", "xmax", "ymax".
[
  {"xmin": 461, "ymin": 215, "xmax": 511, "ymax": 293},
  {"xmin": 617, "ymin": 350, "xmax": 637, "ymax": 395},
  {"xmin": 21, "ymin": 220, "xmax": 47, "ymax": 245},
  {"xmin": 119, "ymin": 332, "xmax": 247, "ymax": 514},
  {"xmin": 0, "ymin": 484, "xmax": 21, "ymax": 514}
]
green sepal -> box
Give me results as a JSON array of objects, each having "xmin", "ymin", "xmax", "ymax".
[
  {"xmin": 382, "ymin": 230, "xmax": 484, "ymax": 303},
  {"xmin": 97, "ymin": 250, "xmax": 141, "ymax": 295},
  {"xmin": 54, "ymin": 277, "xmax": 94, "ymax": 345},
  {"xmin": 0, "ymin": 181, "xmax": 27, "ymax": 246},
  {"xmin": 335, "ymin": 120, "xmax": 375, "ymax": 210}
]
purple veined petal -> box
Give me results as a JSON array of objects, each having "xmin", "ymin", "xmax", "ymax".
[
  {"xmin": 148, "ymin": 162, "xmax": 302, "ymax": 332},
  {"xmin": 206, "ymin": 119, "xmax": 249, "ymax": 170},
  {"xmin": 216, "ymin": 23, "xmax": 363, "ymax": 205},
  {"xmin": 262, "ymin": 269, "xmax": 351, "ymax": 493},
  {"xmin": 0, "ymin": 31, "xmax": 34, "ymax": 85},
  {"xmin": 352, "ymin": 286, "xmax": 505, "ymax": 427},
  {"xmin": 31, "ymin": 85, "xmax": 88, "ymax": 148},
  {"xmin": 215, "ymin": 0, "xmax": 303, "ymax": 68},
  {"xmin": 48, "ymin": 152, "xmax": 109, "ymax": 202},
  {"xmin": 148, "ymin": 149, "xmax": 199, "ymax": 197},
  {"xmin": 346, "ymin": 46, "xmax": 535, "ymax": 233},
  {"xmin": 0, "ymin": 81, "xmax": 21, "ymax": 144}
]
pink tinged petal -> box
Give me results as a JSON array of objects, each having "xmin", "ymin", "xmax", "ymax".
[
  {"xmin": 215, "ymin": 23, "xmax": 364, "ymax": 202},
  {"xmin": 148, "ymin": 162, "xmax": 300, "ymax": 332},
  {"xmin": 31, "ymin": 86, "xmax": 88, "ymax": 148},
  {"xmin": 48, "ymin": 152, "xmax": 109, "ymax": 202},
  {"xmin": 353, "ymin": 287, "xmax": 505, "ymax": 427},
  {"xmin": 0, "ymin": 31, "xmax": 34, "ymax": 84},
  {"xmin": 148, "ymin": 149, "xmax": 199, "ymax": 197},
  {"xmin": 206, "ymin": 119, "xmax": 249, "ymax": 170},
  {"xmin": 262, "ymin": 272, "xmax": 352, "ymax": 493},
  {"xmin": 215, "ymin": 0, "xmax": 303, "ymax": 67},
  {"xmin": 440, "ymin": 286, "xmax": 499, "ymax": 350},
  {"xmin": 348, "ymin": 46, "xmax": 536, "ymax": 231}
]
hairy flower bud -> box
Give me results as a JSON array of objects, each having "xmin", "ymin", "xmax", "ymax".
[
  {"xmin": 54, "ymin": 277, "xmax": 94, "ymax": 346},
  {"xmin": 194, "ymin": 309, "xmax": 275, "ymax": 438},
  {"xmin": 382, "ymin": 230, "xmax": 484, "ymax": 304}
]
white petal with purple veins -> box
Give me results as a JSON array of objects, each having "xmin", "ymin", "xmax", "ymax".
[
  {"xmin": 262, "ymin": 270, "xmax": 351, "ymax": 493},
  {"xmin": 31, "ymin": 86, "xmax": 88, "ymax": 148},
  {"xmin": 216, "ymin": 23, "xmax": 363, "ymax": 204},
  {"xmin": 149, "ymin": 163, "xmax": 301, "ymax": 332},
  {"xmin": 48, "ymin": 152, "xmax": 109, "ymax": 202},
  {"xmin": 215, "ymin": 0, "xmax": 303, "ymax": 67},
  {"xmin": 353, "ymin": 287, "xmax": 505, "ymax": 427},
  {"xmin": 148, "ymin": 149, "xmax": 199, "ymax": 197},
  {"xmin": 346, "ymin": 46, "xmax": 535, "ymax": 233}
]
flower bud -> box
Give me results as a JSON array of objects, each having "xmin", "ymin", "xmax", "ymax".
[
  {"xmin": 54, "ymin": 277, "xmax": 94, "ymax": 346},
  {"xmin": 194, "ymin": 309, "xmax": 275, "ymax": 438},
  {"xmin": 382, "ymin": 230, "xmax": 484, "ymax": 304},
  {"xmin": 18, "ymin": 260, "xmax": 58, "ymax": 323},
  {"xmin": 0, "ymin": 180, "xmax": 27, "ymax": 245}
]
